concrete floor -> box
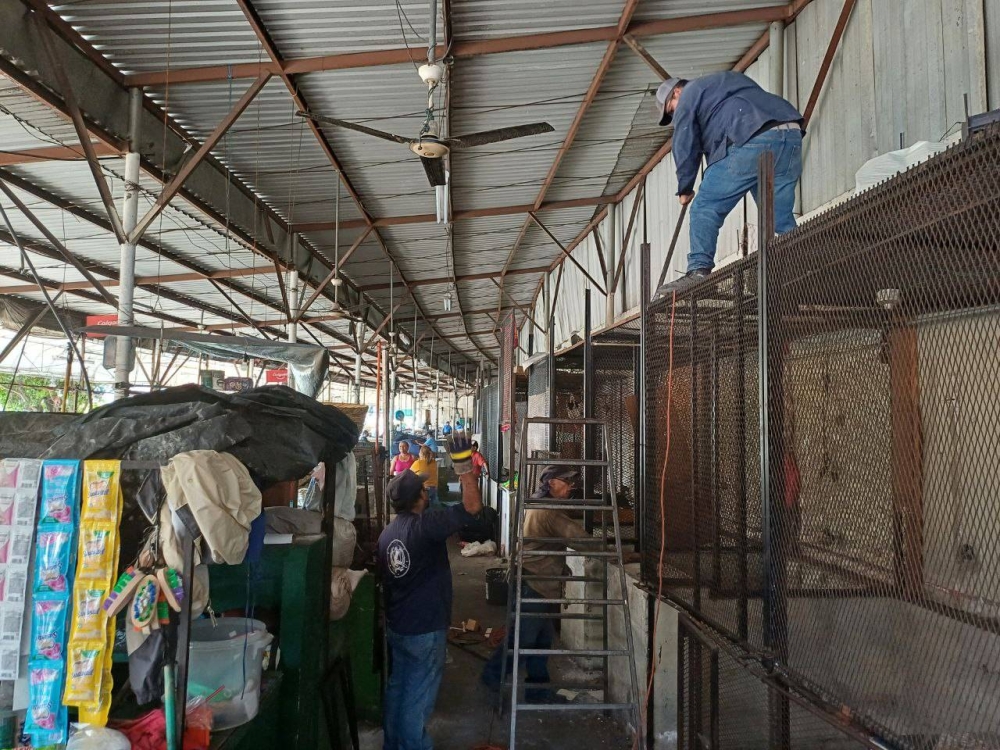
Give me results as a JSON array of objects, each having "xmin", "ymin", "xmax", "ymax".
[{"xmin": 359, "ymin": 537, "xmax": 632, "ymax": 750}]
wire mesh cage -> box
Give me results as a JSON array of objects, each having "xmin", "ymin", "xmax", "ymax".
[
  {"xmin": 646, "ymin": 124, "xmax": 1000, "ymax": 748},
  {"xmin": 481, "ymin": 379, "xmax": 500, "ymax": 479}
]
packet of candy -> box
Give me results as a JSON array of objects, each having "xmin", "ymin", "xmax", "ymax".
[
  {"xmin": 82, "ymin": 462, "xmax": 121, "ymax": 523},
  {"xmin": 63, "ymin": 641, "xmax": 104, "ymax": 705},
  {"xmin": 25, "ymin": 660, "xmax": 68, "ymax": 746},
  {"xmin": 39, "ymin": 461, "xmax": 79, "ymax": 526},
  {"xmin": 76, "ymin": 524, "xmax": 115, "ymax": 580},
  {"xmin": 30, "ymin": 594, "xmax": 69, "ymax": 660},
  {"xmin": 70, "ymin": 586, "xmax": 108, "ymax": 640},
  {"xmin": 0, "ymin": 492, "xmax": 13, "ymax": 526},
  {"xmin": 33, "ymin": 525, "xmax": 74, "ymax": 594}
]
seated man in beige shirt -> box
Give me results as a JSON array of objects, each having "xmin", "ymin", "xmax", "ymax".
[{"xmin": 481, "ymin": 465, "xmax": 593, "ymax": 702}]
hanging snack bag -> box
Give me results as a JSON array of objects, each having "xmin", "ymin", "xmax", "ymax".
[
  {"xmin": 70, "ymin": 585, "xmax": 108, "ymax": 641},
  {"xmin": 63, "ymin": 641, "xmax": 105, "ymax": 705},
  {"xmin": 39, "ymin": 461, "xmax": 79, "ymax": 526},
  {"xmin": 33, "ymin": 525, "xmax": 74, "ymax": 594},
  {"xmin": 81, "ymin": 462, "xmax": 120, "ymax": 523},
  {"xmin": 30, "ymin": 595, "xmax": 69, "ymax": 661},
  {"xmin": 76, "ymin": 524, "xmax": 116, "ymax": 580},
  {"xmin": 25, "ymin": 660, "xmax": 68, "ymax": 746}
]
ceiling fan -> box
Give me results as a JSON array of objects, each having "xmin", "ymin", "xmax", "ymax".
[{"xmin": 296, "ymin": 0, "xmax": 554, "ymax": 189}]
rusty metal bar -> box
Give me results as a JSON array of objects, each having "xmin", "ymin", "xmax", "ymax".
[
  {"xmin": 529, "ymin": 213, "xmax": 607, "ymax": 294},
  {"xmin": 297, "ymin": 226, "xmax": 373, "ymax": 319},
  {"xmin": 622, "ymin": 35, "xmax": 671, "ymax": 80},
  {"xmin": 802, "ymin": 0, "xmax": 858, "ymax": 126}
]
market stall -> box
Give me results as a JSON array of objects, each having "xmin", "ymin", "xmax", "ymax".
[{"xmin": 0, "ymin": 384, "xmax": 360, "ymax": 749}]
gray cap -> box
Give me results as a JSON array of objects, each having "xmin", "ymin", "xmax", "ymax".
[
  {"xmin": 656, "ymin": 77, "xmax": 683, "ymax": 126},
  {"xmin": 539, "ymin": 465, "xmax": 581, "ymax": 485}
]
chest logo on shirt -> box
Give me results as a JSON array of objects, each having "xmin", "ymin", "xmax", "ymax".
[{"xmin": 386, "ymin": 539, "xmax": 411, "ymax": 578}]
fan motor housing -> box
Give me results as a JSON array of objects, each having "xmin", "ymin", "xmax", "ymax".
[{"xmin": 410, "ymin": 137, "xmax": 449, "ymax": 159}]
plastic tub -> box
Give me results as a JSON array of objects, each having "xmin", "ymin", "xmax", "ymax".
[{"xmin": 187, "ymin": 617, "xmax": 273, "ymax": 730}]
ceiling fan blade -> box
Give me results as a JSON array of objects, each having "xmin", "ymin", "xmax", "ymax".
[
  {"xmin": 296, "ymin": 111, "xmax": 412, "ymax": 145},
  {"xmin": 445, "ymin": 122, "xmax": 555, "ymax": 149},
  {"xmin": 420, "ymin": 156, "xmax": 447, "ymax": 187}
]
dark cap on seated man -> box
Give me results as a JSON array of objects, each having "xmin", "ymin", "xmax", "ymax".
[
  {"xmin": 387, "ymin": 470, "xmax": 429, "ymax": 512},
  {"xmin": 533, "ymin": 465, "xmax": 581, "ymax": 499}
]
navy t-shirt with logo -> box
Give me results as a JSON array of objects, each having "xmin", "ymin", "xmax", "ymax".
[{"xmin": 378, "ymin": 504, "xmax": 474, "ymax": 635}]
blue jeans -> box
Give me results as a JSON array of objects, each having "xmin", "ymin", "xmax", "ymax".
[
  {"xmin": 426, "ymin": 486, "xmax": 440, "ymax": 508},
  {"xmin": 384, "ymin": 628, "xmax": 447, "ymax": 750},
  {"xmin": 481, "ymin": 583, "xmax": 557, "ymax": 700},
  {"xmin": 687, "ymin": 128, "xmax": 802, "ymax": 272}
]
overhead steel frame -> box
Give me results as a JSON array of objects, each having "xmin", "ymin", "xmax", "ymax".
[
  {"xmin": 0, "ymin": 2, "xmax": 474, "ymax": 386},
  {"xmin": 0, "ymin": 0, "xmax": 832, "ymax": 374}
]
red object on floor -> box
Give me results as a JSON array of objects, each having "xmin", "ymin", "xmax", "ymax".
[{"xmin": 110, "ymin": 703, "xmax": 212, "ymax": 750}]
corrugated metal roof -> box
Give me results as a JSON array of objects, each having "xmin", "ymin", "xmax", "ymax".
[
  {"xmin": 449, "ymin": 43, "xmax": 607, "ymax": 211},
  {"xmin": 632, "ymin": 0, "xmax": 786, "ymax": 21},
  {"xmin": 253, "ymin": 0, "xmax": 444, "ymax": 58},
  {"xmin": 52, "ymin": 0, "xmax": 264, "ymax": 73},
  {"xmin": 452, "ymin": 0, "xmax": 623, "ymax": 39}
]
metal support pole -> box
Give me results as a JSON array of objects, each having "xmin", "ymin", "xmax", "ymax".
[
  {"xmin": 287, "ymin": 269, "xmax": 300, "ymax": 344},
  {"xmin": 757, "ymin": 151, "xmax": 789, "ymax": 750},
  {"xmin": 583, "ymin": 289, "xmax": 594, "ymax": 510},
  {"xmin": 735, "ymin": 264, "xmax": 749, "ymax": 641},
  {"xmin": 769, "ymin": 21, "xmax": 784, "ymax": 97},
  {"xmin": 115, "ymin": 87, "xmax": 142, "ymax": 400},
  {"xmin": 606, "ymin": 203, "xmax": 616, "ymax": 326},
  {"xmin": 638, "ymin": 241, "xmax": 650, "ymax": 559},
  {"xmin": 547, "ymin": 314, "xmax": 556, "ymax": 454},
  {"xmin": 690, "ymin": 295, "xmax": 701, "ymax": 611}
]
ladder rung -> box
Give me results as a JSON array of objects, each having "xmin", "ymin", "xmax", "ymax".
[
  {"xmin": 521, "ymin": 550, "xmax": 619, "ymax": 558},
  {"xmin": 519, "ymin": 612, "xmax": 605, "ymax": 620},
  {"xmin": 518, "ymin": 648, "xmax": 628, "ymax": 656},
  {"xmin": 524, "ymin": 458, "xmax": 608, "ymax": 467},
  {"xmin": 522, "ymin": 575, "xmax": 604, "ymax": 583},
  {"xmin": 523, "ymin": 503, "xmax": 615, "ymax": 511},
  {"xmin": 523, "ymin": 537, "xmax": 607, "ymax": 544},
  {"xmin": 511, "ymin": 682, "xmax": 604, "ymax": 691},
  {"xmin": 521, "ymin": 597, "xmax": 625, "ymax": 617},
  {"xmin": 515, "ymin": 702, "xmax": 633, "ymax": 712}
]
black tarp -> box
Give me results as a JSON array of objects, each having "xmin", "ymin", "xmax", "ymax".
[{"xmin": 0, "ymin": 384, "xmax": 359, "ymax": 484}]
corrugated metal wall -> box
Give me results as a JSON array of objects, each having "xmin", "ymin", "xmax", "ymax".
[{"xmin": 520, "ymin": 0, "xmax": 997, "ymax": 354}]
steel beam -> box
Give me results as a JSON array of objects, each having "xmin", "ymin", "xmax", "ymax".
[
  {"xmin": 126, "ymin": 5, "xmax": 794, "ymax": 86},
  {"xmin": 360, "ymin": 265, "xmax": 548, "ymax": 291},
  {"xmin": 129, "ymin": 72, "xmax": 272, "ymax": 243},
  {"xmin": 296, "ymin": 226, "xmax": 373, "ymax": 319},
  {"xmin": 622, "ymin": 35, "xmax": 671, "ymax": 80},
  {"xmin": 0, "ymin": 179, "xmax": 117, "ymax": 306},
  {"xmin": 0, "ymin": 142, "xmax": 121, "ymax": 166},
  {"xmin": 802, "ymin": 0, "xmax": 857, "ymax": 125},
  {"xmin": 529, "ymin": 213, "xmax": 606, "ymax": 294}
]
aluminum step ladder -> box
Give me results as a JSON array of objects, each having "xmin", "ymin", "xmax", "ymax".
[{"xmin": 500, "ymin": 417, "xmax": 643, "ymax": 748}]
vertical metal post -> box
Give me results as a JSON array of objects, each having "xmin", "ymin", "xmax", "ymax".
[
  {"xmin": 606, "ymin": 204, "xmax": 616, "ymax": 327},
  {"xmin": 287, "ymin": 266, "xmax": 300, "ymax": 344},
  {"xmin": 690, "ymin": 295, "xmax": 701, "ymax": 610},
  {"xmin": 735, "ymin": 264, "xmax": 749, "ymax": 641},
  {"xmin": 547, "ymin": 314, "xmax": 556, "ymax": 454},
  {"xmin": 769, "ymin": 22, "xmax": 785, "ymax": 97},
  {"xmin": 638, "ymin": 241, "xmax": 650, "ymax": 565},
  {"xmin": 383, "ymin": 349, "xmax": 391, "ymax": 454},
  {"xmin": 710, "ymin": 325, "xmax": 722, "ymax": 590},
  {"xmin": 583, "ymin": 289, "xmax": 594, "ymax": 503},
  {"xmin": 757, "ymin": 151, "xmax": 789, "ymax": 749},
  {"xmin": 115, "ymin": 87, "xmax": 142, "ymax": 399}
]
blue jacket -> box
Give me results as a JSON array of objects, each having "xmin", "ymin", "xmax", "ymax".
[{"xmin": 671, "ymin": 72, "xmax": 803, "ymax": 195}]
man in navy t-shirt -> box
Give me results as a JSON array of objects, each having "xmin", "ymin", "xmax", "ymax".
[{"xmin": 378, "ymin": 434, "xmax": 482, "ymax": 750}]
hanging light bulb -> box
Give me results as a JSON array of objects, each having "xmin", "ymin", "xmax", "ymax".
[{"xmin": 443, "ymin": 292, "xmax": 453, "ymax": 312}]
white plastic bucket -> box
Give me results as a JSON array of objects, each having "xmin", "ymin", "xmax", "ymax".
[{"xmin": 187, "ymin": 617, "xmax": 273, "ymax": 730}]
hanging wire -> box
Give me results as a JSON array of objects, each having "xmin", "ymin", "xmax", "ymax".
[{"xmin": 0, "ymin": 199, "xmax": 93, "ymax": 409}]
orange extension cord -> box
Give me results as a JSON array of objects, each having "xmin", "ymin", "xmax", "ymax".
[{"xmin": 635, "ymin": 291, "xmax": 677, "ymax": 750}]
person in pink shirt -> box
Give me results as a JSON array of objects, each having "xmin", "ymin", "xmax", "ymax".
[
  {"xmin": 392, "ymin": 442, "xmax": 415, "ymax": 475},
  {"xmin": 470, "ymin": 441, "xmax": 488, "ymax": 480}
]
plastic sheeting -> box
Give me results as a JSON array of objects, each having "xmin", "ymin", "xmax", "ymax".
[
  {"xmin": 0, "ymin": 384, "xmax": 360, "ymax": 484},
  {"xmin": 75, "ymin": 325, "xmax": 331, "ymax": 398}
]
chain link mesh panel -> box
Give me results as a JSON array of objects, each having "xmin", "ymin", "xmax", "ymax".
[
  {"xmin": 593, "ymin": 342, "xmax": 639, "ymax": 542},
  {"xmin": 481, "ymin": 380, "xmax": 500, "ymax": 478},
  {"xmin": 647, "ymin": 125, "xmax": 1000, "ymax": 747},
  {"xmin": 526, "ymin": 358, "xmax": 550, "ymax": 456}
]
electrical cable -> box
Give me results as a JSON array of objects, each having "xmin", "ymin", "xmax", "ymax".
[{"xmin": 0, "ymin": 198, "xmax": 93, "ymax": 409}]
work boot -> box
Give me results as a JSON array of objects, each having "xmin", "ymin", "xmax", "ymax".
[{"xmin": 653, "ymin": 267, "xmax": 711, "ymax": 300}]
